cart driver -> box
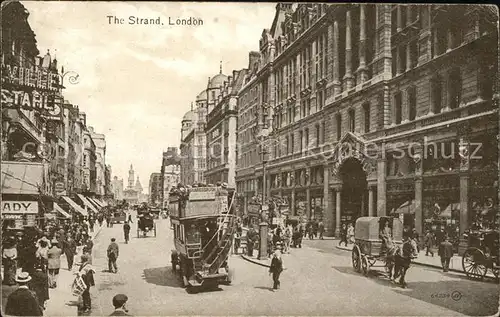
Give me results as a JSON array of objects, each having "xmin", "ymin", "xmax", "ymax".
[{"xmin": 380, "ymin": 220, "xmax": 394, "ymax": 255}]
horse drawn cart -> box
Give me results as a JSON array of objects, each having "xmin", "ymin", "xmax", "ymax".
[
  {"xmin": 137, "ymin": 211, "xmax": 156, "ymax": 238},
  {"xmin": 352, "ymin": 217, "xmax": 403, "ymax": 276},
  {"xmin": 462, "ymin": 229, "xmax": 499, "ymax": 280}
]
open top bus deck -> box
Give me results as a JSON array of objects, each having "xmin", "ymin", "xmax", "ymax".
[{"xmin": 168, "ymin": 184, "xmax": 236, "ymax": 292}]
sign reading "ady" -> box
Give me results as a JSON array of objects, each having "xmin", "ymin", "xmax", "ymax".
[{"xmin": 2, "ymin": 201, "xmax": 39, "ymax": 214}]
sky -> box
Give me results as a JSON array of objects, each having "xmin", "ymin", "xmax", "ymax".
[{"xmin": 22, "ymin": 1, "xmax": 276, "ymax": 193}]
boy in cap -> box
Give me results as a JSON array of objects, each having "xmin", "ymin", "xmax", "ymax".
[{"xmin": 109, "ymin": 294, "xmax": 131, "ymax": 316}]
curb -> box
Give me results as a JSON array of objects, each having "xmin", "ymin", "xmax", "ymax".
[{"xmin": 240, "ymin": 254, "xmax": 271, "ymax": 268}]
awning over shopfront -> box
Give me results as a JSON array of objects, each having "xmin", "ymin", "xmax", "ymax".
[
  {"xmin": 54, "ymin": 203, "xmax": 71, "ymax": 219},
  {"xmin": 394, "ymin": 200, "xmax": 416, "ymax": 214},
  {"xmin": 1, "ymin": 161, "xmax": 47, "ymax": 195},
  {"xmin": 88, "ymin": 197, "xmax": 102, "ymax": 208},
  {"xmin": 98, "ymin": 199, "xmax": 107, "ymax": 207},
  {"xmin": 62, "ymin": 196, "xmax": 87, "ymax": 216},
  {"xmin": 77, "ymin": 194, "xmax": 99, "ymax": 214},
  {"xmin": 441, "ymin": 203, "xmax": 459, "ymax": 218}
]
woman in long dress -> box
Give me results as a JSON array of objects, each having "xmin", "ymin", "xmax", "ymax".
[{"xmin": 2, "ymin": 237, "xmax": 18, "ymax": 285}]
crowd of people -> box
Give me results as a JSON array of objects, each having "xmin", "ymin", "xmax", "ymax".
[{"xmin": 1, "ymin": 210, "xmax": 109, "ymax": 316}]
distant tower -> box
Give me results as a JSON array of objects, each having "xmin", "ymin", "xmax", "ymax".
[{"xmin": 128, "ymin": 164, "xmax": 134, "ymax": 189}]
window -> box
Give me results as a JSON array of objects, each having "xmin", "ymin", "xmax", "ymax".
[
  {"xmin": 299, "ymin": 131, "xmax": 303, "ymax": 152},
  {"xmin": 348, "ymin": 109, "xmax": 355, "ymax": 132},
  {"xmin": 211, "ymin": 91, "xmax": 215, "ymax": 101},
  {"xmin": 336, "ymin": 114, "xmax": 342, "ymax": 141},
  {"xmin": 317, "ymin": 90, "xmax": 324, "ymax": 110},
  {"xmin": 316, "ymin": 124, "xmax": 320, "ymax": 147},
  {"xmin": 394, "ymin": 92, "xmax": 402, "ymax": 124},
  {"xmin": 431, "ymin": 75, "xmax": 442, "ymax": 114},
  {"xmin": 291, "ymin": 134, "xmax": 295, "ymax": 153},
  {"xmin": 305, "ymin": 128, "xmax": 309, "ymax": 151},
  {"xmin": 285, "ymin": 136, "xmax": 289, "ymax": 154},
  {"xmin": 448, "ymin": 68, "xmax": 461, "ymax": 109},
  {"xmin": 363, "ymin": 103, "xmax": 370, "ymax": 132},
  {"xmin": 321, "ymin": 122, "xmax": 325, "ymax": 144},
  {"xmin": 408, "ymin": 86, "xmax": 417, "ymax": 121}
]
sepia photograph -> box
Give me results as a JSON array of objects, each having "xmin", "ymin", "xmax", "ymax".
[{"xmin": 1, "ymin": 1, "xmax": 499, "ymax": 316}]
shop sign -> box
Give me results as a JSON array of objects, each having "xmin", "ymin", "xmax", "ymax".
[
  {"xmin": 2, "ymin": 214, "xmax": 23, "ymax": 220},
  {"xmin": 189, "ymin": 190, "xmax": 216, "ymax": 201},
  {"xmin": 2, "ymin": 201, "xmax": 39, "ymax": 214},
  {"xmin": 2, "ymin": 64, "xmax": 59, "ymax": 92},
  {"xmin": 1, "ymin": 88, "xmax": 55, "ymax": 112}
]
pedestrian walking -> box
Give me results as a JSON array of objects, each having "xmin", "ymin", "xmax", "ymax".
[
  {"xmin": 29, "ymin": 263, "xmax": 49, "ymax": 312},
  {"xmin": 2, "ymin": 236, "xmax": 18, "ymax": 285},
  {"xmin": 318, "ymin": 221, "xmax": 325, "ymax": 240},
  {"xmin": 283, "ymin": 228, "xmax": 291, "ymax": 253},
  {"xmin": 347, "ymin": 223, "xmax": 355, "ymax": 244},
  {"xmin": 36, "ymin": 239, "xmax": 49, "ymax": 272},
  {"xmin": 89, "ymin": 217, "xmax": 95, "ymax": 233},
  {"xmin": 424, "ymin": 230, "xmax": 434, "ymax": 257},
  {"xmin": 339, "ymin": 224, "xmax": 348, "ymax": 247},
  {"xmin": 77, "ymin": 254, "xmax": 95, "ymax": 313},
  {"xmin": 47, "ymin": 239, "xmax": 62, "ymax": 288},
  {"xmin": 312, "ymin": 219, "xmax": 319, "ymax": 239},
  {"xmin": 438, "ymin": 234, "xmax": 454, "ymax": 272},
  {"xmin": 123, "ymin": 221, "xmax": 131, "ymax": 244},
  {"xmin": 5, "ymin": 272, "xmax": 43, "ymax": 316},
  {"xmin": 246, "ymin": 227, "xmax": 258, "ymax": 257},
  {"xmin": 64, "ymin": 235, "xmax": 77, "ymax": 270},
  {"xmin": 107, "ymin": 238, "xmax": 120, "ymax": 273},
  {"xmin": 269, "ymin": 248, "xmax": 284, "ymax": 291},
  {"xmin": 109, "ymin": 294, "xmax": 131, "ymax": 316}
]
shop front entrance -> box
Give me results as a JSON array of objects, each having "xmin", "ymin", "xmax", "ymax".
[{"xmin": 340, "ymin": 157, "xmax": 367, "ymax": 224}]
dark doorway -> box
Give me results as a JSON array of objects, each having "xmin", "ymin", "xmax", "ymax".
[{"xmin": 340, "ymin": 158, "xmax": 368, "ymax": 224}]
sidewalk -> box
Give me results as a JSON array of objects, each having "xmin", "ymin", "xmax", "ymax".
[
  {"xmin": 334, "ymin": 240, "xmax": 497, "ymax": 278},
  {"xmin": 43, "ymin": 223, "xmax": 105, "ymax": 317}
]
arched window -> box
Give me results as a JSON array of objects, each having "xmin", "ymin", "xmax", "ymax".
[
  {"xmin": 394, "ymin": 92, "xmax": 403, "ymax": 124},
  {"xmin": 448, "ymin": 68, "xmax": 462, "ymax": 109},
  {"xmin": 348, "ymin": 109, "xmax": 355, "ymax": 132},
  {"xmin": 407, "ymin": 86, "xmax": 417, "ymax": 121},
  {"xmin": 431, "ymin": 75, "xmax": 443, "ymax": 114},
  {"xmin": 363, "ymin": 103, "xmax": 370, "ymax": 133}
]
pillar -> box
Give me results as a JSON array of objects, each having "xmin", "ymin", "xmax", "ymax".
[
  {"xmin": 446, "ymin": 24, "xmax": 454, "ymax": 52},
  {"xmin": 396, "ymin": 5, "xmax": 402, "ymax": 32},
  {"xmin": 415, "ymin": 179, "xmax": 423, "ymax": 236},
  {"xmin": 291, "ymin": 188, "xmax": 296, "ymax": 215},
  {"xmin": 357, "ymin": 4, "xmax": 368, "ymax": 85},
  {"xmin": 343, "ymin": 10, "xmax": 354, "ymax": 90},
  {"xmin": 396, "ymin": 46, "xmax": 403, "ymax": 76},
  {"xmin": 333, "ymin": 20, "xmax": 341, "ymax": 95},
  {"xmin": 323, "ymin": 164, "xmax": 333, "ymax": 235},
  {"xmin": 368, "ymin": 186, "xmax": 374, "ymax": 217},
  {"xmin": 306, "ymin": 188, "xmax": 311, "ymax": 220},
  {"xmin": 376, "ymin": 159, "xmax": 386, "ymax": 216},
  {"xmin": 266, "ymin": 175, "xmax": 271, "ymax": 203},
  {"xmin": 406, "ymin": 41, "xmax": 412, "ymax": 71},
  {"xmin": 458, "ymin": 135, "xmax": 470, "ymax": 255},
  {"xmin": 335, "ymin": 187, "xmax": 341, "ymax": 237}
]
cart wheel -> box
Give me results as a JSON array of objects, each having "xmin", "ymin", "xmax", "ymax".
[
  {"xmin": 352, "ymin": 246, "xmax": 361, "ymax": 273},
  {"xmin": 462, "ymin": 248, "xmax": 487, "ymax": 280},
  {"xmin": 361, "ymin": 255, "xmax": 369, "ymax": 276}
]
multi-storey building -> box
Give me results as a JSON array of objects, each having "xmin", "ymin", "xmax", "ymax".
[
  {"xmin": 112, "ymin": 176, "xmax": 124, "ymax": 201},
  {"xmin": 104, "ymin": 164, "xmax": 112, "ymax": 199},
  {"xmin": 236, "ymin": 4, "xmax": 498, "ymax": 243},
  {"xmin": 160, "ymin": 148, "xmax": 181, "ymax": 208},
  {"xmin": 82, "ymin": 123, "xmax": 97, "ymax": 195},
  {"xmin": 149, "ymin": 172, "xmax": 162, "ymax": 206},
  {"xmin": 88, "ymin": 126, "xmax": 106, "ymax": 197},
  {"xmin": 205, "ymin": 68, "xmax": 246, "ymax": 187}
]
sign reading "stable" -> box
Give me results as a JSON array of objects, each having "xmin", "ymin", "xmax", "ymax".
[{"xmin": 2, "ymin": 201, "xmax": 39, "ymax": 214}]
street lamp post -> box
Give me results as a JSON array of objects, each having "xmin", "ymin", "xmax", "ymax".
[{"xmin": 256, "ymin": 127, "xmax": 270, "ymax": 260}]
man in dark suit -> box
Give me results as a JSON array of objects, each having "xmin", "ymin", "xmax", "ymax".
[
  {"xmin": 123, "ymin": 222, "xmax": 131, "ymax": 244},
  {"xmin": 438, "ymin": 234, "xmax": 454, "ymax": 272},
  {"xmin": 29, "ymin": 263, "xmax": 49, "ymax": 312},
  {"xmin": 64, "ymin": 235, "xmax": 77, "ymax": 270},
  {"xmin": 109, "ymin": 294, "xmax": 132, "ymax": 316},
  {"xmin": 107, "ymin": 238, "xmax": 119, "ymax": 273},
  {"xmin": 5, "ymin": 272, "xmax": 43, "ymax": 316}
]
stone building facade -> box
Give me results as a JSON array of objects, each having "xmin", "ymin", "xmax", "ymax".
[
  {"xmin": 235, "ymin": 4, "xmax": 499, "ymax": 240},
  {"xmin": 205, "ymin": 69, "xmax": 246, "ymax": 187}
]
